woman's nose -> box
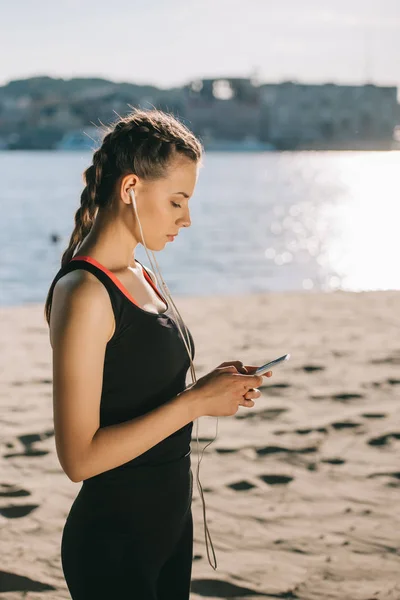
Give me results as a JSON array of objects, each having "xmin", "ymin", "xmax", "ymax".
[{"xmin": 177, "ymin": 208, "xmax": 191, "ymax": 228}]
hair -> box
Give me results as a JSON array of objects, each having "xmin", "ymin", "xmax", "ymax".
[{"xmin": 44, "ymin": 107, "xmax": 203, "ymax": 325}]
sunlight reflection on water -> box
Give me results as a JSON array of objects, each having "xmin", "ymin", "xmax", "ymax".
[{"xmin": 0, "ymin": 150, "xmax": 399, "ymax": 305}]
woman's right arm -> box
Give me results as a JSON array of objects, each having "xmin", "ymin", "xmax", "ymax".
[{"xmin": 50, "ymin": 272, "xmax": 202, "ymax": 483}]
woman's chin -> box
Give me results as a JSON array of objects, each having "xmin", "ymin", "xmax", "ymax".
[{"xmin": 140, "ymin": 240, "xmax": 165, "ymax": 252}]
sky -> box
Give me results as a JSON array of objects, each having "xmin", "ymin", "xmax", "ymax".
[{"xmin": 0, "ymin": 0, "xmax": 399, "ymax": 90}]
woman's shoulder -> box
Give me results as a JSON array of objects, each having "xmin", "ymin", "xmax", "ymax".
[
  {"xmin": 50, "ymin": 269, "xmax": 114, "ymax": 347},
  {"xmin": 52, "ymin": 267, "xmax": 113, "ymax": 308}
]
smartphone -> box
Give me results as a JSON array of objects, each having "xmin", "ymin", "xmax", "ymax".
[{"xmin": 254, "ymin": 353, "xmax": 290, "ymax": 376}]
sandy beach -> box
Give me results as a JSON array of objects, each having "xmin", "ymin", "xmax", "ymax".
[{"xmin": 0, "ymin": 290, "xmax": 399, "ymax": 600}]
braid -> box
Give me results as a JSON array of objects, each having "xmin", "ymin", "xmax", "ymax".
[{"xmin": 60, "ymin": 146, "xmax": 108, "ymax": 267}]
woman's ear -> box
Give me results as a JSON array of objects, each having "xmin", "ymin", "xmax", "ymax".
[{"xmin": 120, "ymin": 174, "xmax": 139, "ymax": 205}]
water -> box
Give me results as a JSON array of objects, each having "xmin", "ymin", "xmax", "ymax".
[{"xmin": 1, "ymin": 150, "xmax": 399, "ymax": 306}]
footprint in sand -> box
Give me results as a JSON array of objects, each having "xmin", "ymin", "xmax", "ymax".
[
  {"xmin": 300, "ymin": 365, "xmax": 325, "ymax": 373},
  {"xmin": 274, "ymin": 426, "xmax": 327, "ymax": 435},
  {"xmin": 333, "ymin": 393, "xmax": 363, "ymax": 402},
  {"xmin": 370, "ymin": 355, "xmax": 400, "ymax": 366},
  {"xmin": 227, "ymin": 480, "xmax": 257, "ymax": 491},
  {"xmin": 191, "ymin": 578, "xmax": 279, "ymax": 598},
  {"xmin": 236, "ymin": 407, "xmax": 288, "ymax": 421},
  {"xmin": 4, "ymin": 449, "xmax": 49, "ymax": 458},
  {"xmin": 311, "ymin": 392, "xmax": 363, "ymax": 401},
  {"xmin": 330, "ymin": 420, "xmax": 363, "ymax": 430},
  {"xmin": 0, "ymin": 570, "xmax": 56, "ymax": 593},
  {"xmin": 275, "ymin": 426, "xmax": 328, "ymax": 435},
  {"xmin": 368, "ymin": 433, "xmax": 400, "ymax": 447},
  {"xmin": 3, "ymin": 431, "xmax": 54, "ymax": 459},
  {"xmin": 360, "ymin": 413, "xmax": 386, "ymax": 419},
  {"xmin": 259, "ymin": 474, "xmax": 293, "ymax": 485},
  {"xmin": 19, "ymin": 433, "xmax": 53, "ymax": 445},
  {"xmin": 256, "ymin": 444, "xmax": 318, "ymax": 456},
  {"xmin": 367, "ymin": 471, "xmax": 400, "ymax": 480},
  {"xmin": 0, "ymin": 504, "xmax": 39, "ymax": 518},
  {"xmin": 293, "ymin": 427, "xmax": 328, "ymax": 435},
  {"xmin": 0, "ymin": 484, "xmax": 31, "ymax": 498}
]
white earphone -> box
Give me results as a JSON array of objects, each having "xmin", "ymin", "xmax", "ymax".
[{"xmin": 128, "ymin": 188, "xmax": 219, "ymax": 570}]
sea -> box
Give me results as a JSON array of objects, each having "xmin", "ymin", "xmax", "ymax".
[{"xmin": 0, "ymin": 150, "xmax": 399, "ymax": 306}]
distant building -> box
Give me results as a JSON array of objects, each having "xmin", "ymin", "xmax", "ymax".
[
  {"xmin": 260, "ymin": 82, "xmax": 398, "ymax": 148},
  {"xmin": 182, "ymin": 77, "xmax": 263, "ymax": 142},
  {"xmin": 0, "ymin": 75, "xmax": 398, "ymax": 150},
  {"xmin": 182, "ymin": 78, "xmax": 398, "ymax": 149}
]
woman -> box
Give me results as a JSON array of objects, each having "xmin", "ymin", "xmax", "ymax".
[{"xmin": 45, "ymin": 108, "xmax": 266, "ymax": 599}]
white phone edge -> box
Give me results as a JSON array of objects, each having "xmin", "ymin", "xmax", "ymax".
[{"xmin": 254, "ymin": 353, "xmax": 290, "ymax": 376}]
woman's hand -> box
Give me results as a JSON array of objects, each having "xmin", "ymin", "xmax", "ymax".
[{"xmin": 216, "ymin": 361, "xmax": 272, "ymax": 402}]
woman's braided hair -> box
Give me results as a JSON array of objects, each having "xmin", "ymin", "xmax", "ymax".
[{"xmin": 44, "ymin": 108, "xmax": 203, "ymax": 324}]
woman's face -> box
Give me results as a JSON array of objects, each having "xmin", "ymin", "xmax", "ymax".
[{"xmin": 128, "ymin": 156, "xmax": 199, "ymax": 251}]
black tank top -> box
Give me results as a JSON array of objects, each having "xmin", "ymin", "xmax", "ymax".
[{"xmin": 47, "ymin": 255, "xmax": 195, "ymax": 479}]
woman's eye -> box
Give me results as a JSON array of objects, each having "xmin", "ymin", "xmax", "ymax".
[{"xmin": 171, "ymin": 201, "xmax": 181, "ymax": 208}]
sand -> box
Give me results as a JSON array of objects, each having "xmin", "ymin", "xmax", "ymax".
[{"xmin": 0, "ymin": 290, "xmax": 399, "ymax": 600}]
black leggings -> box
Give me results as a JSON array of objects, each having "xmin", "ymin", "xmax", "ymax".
[{"xmin": 61, "ymin": 456, "xmax": 193, "ymax": 599}]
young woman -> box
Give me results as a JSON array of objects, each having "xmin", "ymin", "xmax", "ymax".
[{"xmin": 45, "ymin": 108, "xmax": 265, "ymax": 599}]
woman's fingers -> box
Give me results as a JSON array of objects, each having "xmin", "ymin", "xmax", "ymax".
[
  {"xmin": 244, "ymin": 387, "xmax": 261, "ymax": 400},
  {"xmin": 242, "ymin": 399, "xmax": 255, "ymax": 407},
  {"xmin": 217, "ymin": 360, "xmax": 247, "ymax": 373},
  {"xmin": 239, "ymin": 387, "xmax": 261, "ymax": 408},
  {"xmin": 244, "ymin": 365, "xmax": 273, "ymax": 377}
]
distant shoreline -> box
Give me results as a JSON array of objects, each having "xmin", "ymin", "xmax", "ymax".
[{"xmin": 1, "ymin": 288, "xmax": 399, "ymax": 312}]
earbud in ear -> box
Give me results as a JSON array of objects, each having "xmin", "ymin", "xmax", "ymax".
[{"xmin": 129, "ymin": 189, "xmax": 137, "ymax": 210}]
